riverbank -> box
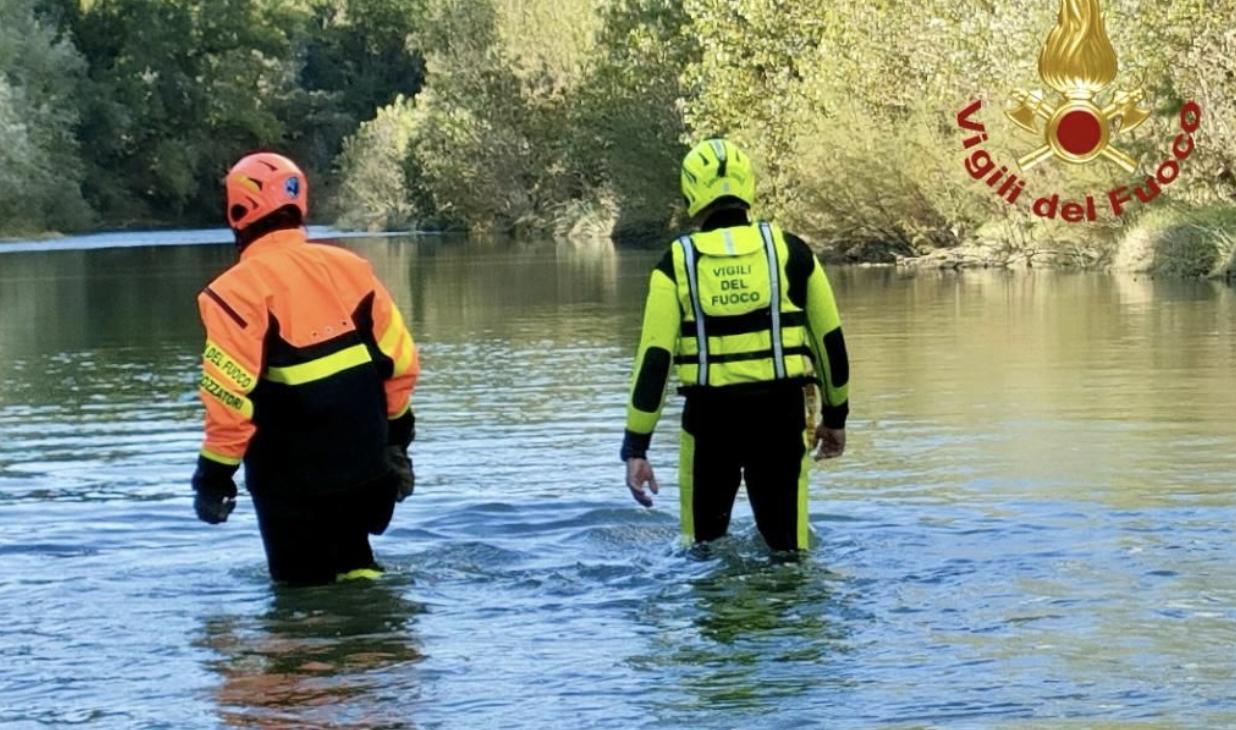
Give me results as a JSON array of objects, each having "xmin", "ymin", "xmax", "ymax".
[
  {"xmin": 0, "ymin": 227, "xmax": 427, "ymax": 254},
  {"xmin": 7, "ymin": 205, "xmax": 1233, "ymax": 284},
  {"xmin": 814, "ymin": 204, "xmax": 1236, "ymax": 282}
]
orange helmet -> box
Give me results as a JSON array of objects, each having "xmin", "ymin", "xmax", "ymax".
[{"xmin": 224, "ymin": 152, "xmax": 309, "ymax": 231}]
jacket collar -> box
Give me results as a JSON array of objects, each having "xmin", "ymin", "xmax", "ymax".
[
  {"xmin": 699, "ymin": 208, "xmax": 751, "ymax": 232},
  {"xmin": 240, "ymin": 227, "xmax": 307, "ymax": 260}
]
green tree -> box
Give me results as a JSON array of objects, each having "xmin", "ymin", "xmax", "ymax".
[
  {"xmin": 283, "ymin": 0, "xmax": 427, "ymax": 211},
  {"xmin": 334, "ymin": 95, "xmax": 428, "ymax": 231},
  {"xmin": 573, "ymin": 0, "xmax": 698, "ymax": 243},
  {"xmin": 389, "ymin": 0, "xmax": 592, "ymax": 235},
  {"xmin": 0, "ymin": 0, "xmax": 93, "ymax": 236},
  {"xmin": 60, "ymin": 0, "xmax": 297, "ymax": 225}
]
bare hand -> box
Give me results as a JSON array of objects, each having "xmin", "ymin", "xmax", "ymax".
[
  {"xmin": 625, "ymin": 457, "xmax": 659, "ymax": 507},
  {"xmin": 814, "ymin": 426, "xmax": 846, "ymax": 461}
]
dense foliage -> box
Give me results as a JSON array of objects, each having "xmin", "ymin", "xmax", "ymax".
[
  {"xmin": 2, "ymin": 0, "xmax": 1234, "ymax": 251},
  {"xmin": 2, "ymin": 0, "xmax": 425, "ymax": 233},
  {"xmin": 0, "ymin": 0, "xmax": 92, "ymax": 234}
]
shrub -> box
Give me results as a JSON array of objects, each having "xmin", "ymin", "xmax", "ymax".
[
  {"xmin": 335, "ymin": 96, "xmax": 423, "ymax": 231},
  {"xmin": 0, "ymin": 0, "xmax": 93, "ymax": 236},
  {"xmin": 1114, "ymin": 205, "xmax": 1236, "ymax": 277}
]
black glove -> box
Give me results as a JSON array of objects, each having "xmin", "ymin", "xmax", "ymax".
[
  {"xmin": 387, "ymin": 445, "xmax": 415, "ymax": 502},
  {"xmin": 387, "ymin": 409, "xmax": 416, "ymax": 502},
  {"xmin": 191, "ymin": 456, "xmax": 238, "ymax": 524}
]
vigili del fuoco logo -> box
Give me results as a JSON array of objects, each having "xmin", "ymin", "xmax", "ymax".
[{"xmin": 956, "ymin": 0, "xmax": 1202, "ymax": 222}]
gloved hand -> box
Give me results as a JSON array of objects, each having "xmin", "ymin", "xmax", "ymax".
[
  {"xmin": 191, "ymin": 456, "xmax": 238, "ymax": 524},
  {"xmin": 387, "ymin": 445, "xmax": 415, "ymax": 502},
  {"xmin": 387, "ymin": 409, "xmax": 416, "ymax": 502}
]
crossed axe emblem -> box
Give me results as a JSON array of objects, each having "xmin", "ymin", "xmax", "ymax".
[{"xmin": 1006, "ymin": 87, "xmax": 1150, "ymax": 173}]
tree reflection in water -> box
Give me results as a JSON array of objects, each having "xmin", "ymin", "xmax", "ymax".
[{"xmin": 633, "ymin": 536, "xmax": 857, "ymax": 719}]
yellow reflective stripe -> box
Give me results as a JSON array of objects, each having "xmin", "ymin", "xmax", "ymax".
[
  {"xmin": 389, "ymin": 403, "xmax": 411, "ymax": 420},
  {"xmin": 688, "ymin": 329, "xmax": 807, "ymax": 361},
  {"xmin": 679, "ymin": 430, "xmax": 696, "ymax": 543},
  {"xmin": 626, "ymin": 405, "xmax": 658, "ymax": 435},
  {"xmin": 203, "ymin": 339, "xmax": 257, "ymax": 392},
  {"xmin": 378, "ymin": 306, "xmax": 407, "ymax": 357},
  {"xmin": 199, "ymin": 373, "xmax": 255, "ymax": 419},
  {"xmin": 677, "ymin": 362, "xmax": 700, "ymax": 385},
  {"xmin": 785, "ymin": 354, "xmax": 813, "ymax": 379},
  {"xmin": 336, "ymin": 568, "xmax": 383, "ymax": 582},
  {"xmin": 200, "ymin": 448, "xmax": 242, "ymax": 467},
  {"xmin": 797, "ymin": 429, "xmax": 811, "ymax": 550},
  {"xmin": 707, "ymin": 330, "xmax": 770, "ymax": 355},
  {"xmin": 392, "ymin": 338, "xmax": 415, "ymax": 376},
  {"xmin": 264, "ymin": 343, "xmax": 372, "ymax": 385},
  {"xmin": 781, "ymin": 324, "xmax": 807, "ymax": 347},
  {"xmin": 719, "ymin": 359, "xmax": 776, "ymax": 383}
]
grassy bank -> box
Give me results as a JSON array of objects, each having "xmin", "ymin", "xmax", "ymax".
[{"xmin": 1113, "ymin": 205, "xmax": 1236, "ymax": 280}]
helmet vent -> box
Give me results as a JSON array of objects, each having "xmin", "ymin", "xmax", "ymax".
[{"xmin": 710, "ymin": 139, "xmax": 728, "ymax": 177}]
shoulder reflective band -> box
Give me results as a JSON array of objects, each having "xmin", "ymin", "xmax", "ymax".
[
  {"xmin": 378, "ymin": 304, "xmax": 408, "ymax": 358},
  {"xmin": 679, "ymin": 235, "xmax": 709, "ymax": 386},
  {"xmin": 392, "ymin": 337, "xmax": 416, "ymax": 377},
  {"xmin": 759, "ymin": 222, "xmax": 786, "ymax": 380},
  {"xmin": 264, "ymin": 343, "xmax": 373, "ymax": 385}
]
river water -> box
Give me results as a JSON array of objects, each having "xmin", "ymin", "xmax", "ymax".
[{"xmin": 1, "ymin": 233, "xmax": 1234, "ymax": 728}]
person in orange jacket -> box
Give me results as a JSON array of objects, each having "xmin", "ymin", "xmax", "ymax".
[{"xmin": 191, "ymin": 152, "xmax": 420, "ymax": 585}]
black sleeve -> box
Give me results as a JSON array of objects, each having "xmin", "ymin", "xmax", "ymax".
[
  {"xmin": 654, "ymin": 248, "xmax": 676, "ymax": 283},
  {"xmin": 783, "ymin": 232, "xmax": 817, "ymax": 310}
]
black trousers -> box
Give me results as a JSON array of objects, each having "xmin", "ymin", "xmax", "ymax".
[
  {"xmin": 250, "ymin": 476, "xmax": 397, "ymax": 586},
  {"xmin": 679, "ymin": 384, "xmax": 811, "ymax": 552}
]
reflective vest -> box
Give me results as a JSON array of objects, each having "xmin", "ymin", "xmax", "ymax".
[{"xmin": 669, "ymin": 221, "xmax": 814, "ymax": 388}]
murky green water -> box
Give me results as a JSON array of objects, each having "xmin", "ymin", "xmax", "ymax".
[{"xmin": 1, "ymin": 234, "xmax": 1235, "ymax": 728}]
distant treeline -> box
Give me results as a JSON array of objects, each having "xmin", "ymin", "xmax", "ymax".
[
  {"xmin": 2, "ymin": 0, "xmax": 426, "ymax": 236},
  {"xmin": 3, "ymin": 0, "xmax": 1235, "ymax": 255}
]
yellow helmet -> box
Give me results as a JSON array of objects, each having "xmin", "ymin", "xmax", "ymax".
[{"xmin": 680, "ymin": 138, "xmax": 755, "ymax": 218}]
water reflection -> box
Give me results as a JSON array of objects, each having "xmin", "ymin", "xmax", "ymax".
[
  {"xmin": 372, "ymin": 235, "xmax": 625, "ymax": 345},
  {"xmin": 198, "ymin": 579, "xmax": 424, "ymax": 728},
  {"xmin": 4, "ymin": 236, "xmax": 1236, "ymax": 727},
  {"xmin": 638, "ymin": 538, "xmax": 854, "ymax": 719},
  {"xmin": 688, "ymin": 552, "xmax": 841, "ymax": 648}
]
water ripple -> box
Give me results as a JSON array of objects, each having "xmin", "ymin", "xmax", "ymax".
[{"xmin": 1, "ymin": 244, "xmax": 1235, "ymax": 727}]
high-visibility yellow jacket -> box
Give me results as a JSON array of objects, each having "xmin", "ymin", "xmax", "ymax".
[
  {"xmin": 196, "ymin": 228, "xmax": 419, "ymax": 492},
  {"xmin": 623, "ymin": 216, "xmax": 848, "ymax": 459}
]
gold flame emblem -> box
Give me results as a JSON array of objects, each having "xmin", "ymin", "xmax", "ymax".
[{"xmin": 1006, "ymin": 0, "xmax": 1149, "ymax": 172}]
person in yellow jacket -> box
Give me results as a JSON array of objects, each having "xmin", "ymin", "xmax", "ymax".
[
  {"xmin": 622, "ymin": 139, "xmax": 849, "ymax": 552},
  {"xmin": 191, "ymin": 152, "xmax": 420, "ymax": 585}
]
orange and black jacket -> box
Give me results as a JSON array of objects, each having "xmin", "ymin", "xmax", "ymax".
[{"xmin": 195, "ymin": 228, "xmax": 419, "ymax": 494}]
